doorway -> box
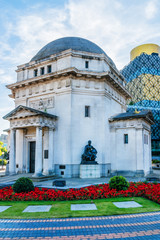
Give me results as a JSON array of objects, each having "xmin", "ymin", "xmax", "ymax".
[{"xmin": 29, "ymin": 141, "xmax": 36, "ymax": 173}]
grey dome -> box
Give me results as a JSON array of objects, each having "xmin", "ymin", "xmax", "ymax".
[{"xmin": 30, "ymin": 37, "xmax": 116, "ymax": 67}]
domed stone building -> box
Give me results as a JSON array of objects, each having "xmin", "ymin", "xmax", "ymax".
[{"xmin": 4, "ymin": 37, "xmax": 154, "ymax": 178}]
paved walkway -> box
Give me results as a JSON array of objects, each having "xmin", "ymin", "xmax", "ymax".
[
  {"xmin": 0, "ymin": 212, "xmax": 160, "ymax": 239},
  {"xmin": 0, "ymin": 174, "xmax": 160, "ymax": 239},
  {"xmin": 0, "ymin": 173, "xmax": 147, "ymax": 190}
]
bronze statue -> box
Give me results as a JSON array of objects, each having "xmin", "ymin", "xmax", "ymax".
[{"xmin": 81, "ymin": 140, "xmax": 98, "ymax": 164}]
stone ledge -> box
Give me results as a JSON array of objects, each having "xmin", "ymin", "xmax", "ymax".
[{"xmin": 31, "ymin": 174, "xmax": 59, "ymax": 182}]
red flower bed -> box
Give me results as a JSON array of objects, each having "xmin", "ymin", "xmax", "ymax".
[{"xmin": 0, "ymin": 182, "xmax": 160, "ymax": 204}]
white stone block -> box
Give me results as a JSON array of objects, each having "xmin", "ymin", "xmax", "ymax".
[
  {"xmin": 80, "ymin": 164, "xmax": 100, "ymax": 178},
  {"xmin": 71, "ymin": 204, "xmax": 97, "ymax": 211},
  {"xmin": 23, "ymin": 205, "xmax": 52, "ymax": 212},
  {"xmin": 113, "ymin": 201, "xmax": 142, "ymax": 208}
]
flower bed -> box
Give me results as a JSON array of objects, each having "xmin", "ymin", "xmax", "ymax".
[{"xmin": 0, "ymin": 182, "xmax": 160, "ymax": 204}]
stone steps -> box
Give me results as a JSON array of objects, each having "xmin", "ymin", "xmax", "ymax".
[{"xmin": 31, "ymin": 174, "xmax": 59, "ymax": 182}]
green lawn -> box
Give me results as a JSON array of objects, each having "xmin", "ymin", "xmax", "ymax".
[{"xmin": 0, "ymin": 197, "xmax": 159, "ymax": 219}]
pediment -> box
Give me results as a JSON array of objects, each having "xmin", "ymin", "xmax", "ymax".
[
  {"xmin": 11, "ymin": 109, "xmax": 37, "ymax": 119},
  {"xmin": 4, "ymin": 107, "xmax": 39, "ymax": 120},
  {"xmin": 3, "ymin": 105, "xmax": 57, "ymax": 120}
]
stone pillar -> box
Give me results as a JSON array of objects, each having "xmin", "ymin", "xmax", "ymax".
[
  {"xmin": 9, "ymin": 129, "xmax": 16, "ymax": 175},
  {"xmin": 16, "ymin": 129, "xmax": 24, "ymax": 173},
  {"xmin": 48, "ymin": 127, "xmax": 54, "ymax": 174},
  {"xmin": 136, "ymin": 128, "xmax": 144, "ymax": 172},
  {"xmin": 43, "ymin": 127, "xmax": 54, "ymax": 175},
  {"xmin": 33, "ymin": 126, "xmax": 43, "ymax": 177}
]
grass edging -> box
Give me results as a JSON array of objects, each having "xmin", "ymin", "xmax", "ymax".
[{"xmin": 0, "ymin": 197, "xmax": 159, "ymax": 219}]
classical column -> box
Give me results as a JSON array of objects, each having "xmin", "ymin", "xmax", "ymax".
[
  {"xmin": 33, "ymin": 126, "xmax": 43, "ymax": 177},
  {"xmin": 136, "ymin": 128, "xmax": 144, "ymax": 172},
  {"xmin": 16, "ymin": 129, "xmax": 24, "ymax": 173},
  {"xmin": 43, "ymin": 127, "xmax": 54, "ymax": 175},
  {"xmin": 9, "ymin": 129, "xmax": 16, "ymax": 175},
  {"xmin": 48, "ymin": 127, "xmax": 54, "ymax": 174}
]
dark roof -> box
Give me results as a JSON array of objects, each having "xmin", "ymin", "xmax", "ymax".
[
  {"xmin": 3, "ymin": 105, "xmax": 58, "ymax": 120},
  {"xmin": 30, "ymin": 37, "xmax": 116, "ymax": 68},
  {"xmin": 109, "ymin": 110, "xmax": 154, "ymax": 125}
]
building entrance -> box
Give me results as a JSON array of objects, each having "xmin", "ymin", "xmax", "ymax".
[{"xmin": 29, "ymin": 141, "xmax": 36, "ymax": 173}]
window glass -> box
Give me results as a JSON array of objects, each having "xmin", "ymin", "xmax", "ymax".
[
  {"xmin": 85, "ymin": 61, "xmax": 89, "ymax": 69},
  {"xmin": 34, "ymin": 69, "xmax": 38, "ymax": 77},
  {"xmin": 41, "ymin": 67, "xmax": 45, "ymax": 75},
  {"xmin": 85, "ymin": 106, "xmax": 90, "ymax": 117},
  {"xmin": 47, "ymin": 65, "xmax": 52, "ymax": 73},
  {"xmin": 124, "ymin": 134, "xmax": 128, "ymax": 144}
]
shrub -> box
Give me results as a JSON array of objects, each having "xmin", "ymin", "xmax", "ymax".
[
  {"xmin": 12, "ymin": 177, "xmax": 34, "ymax": 193},
  {"xmin": 109, "ymin": 176, "xmax": 129, "ymax": 191}
]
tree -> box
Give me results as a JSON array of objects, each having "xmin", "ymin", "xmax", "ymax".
[
  {"xmin": 0, "ymin": 141, "xmax": 7, "ymax": 158},
  {"xmin": 0, "ymin": 142, "xmax": 7, "ymax": 169}
]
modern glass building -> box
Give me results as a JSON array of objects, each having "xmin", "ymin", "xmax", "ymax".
[{"xmin": 121, "ymin": 44, "xmax": 160, "ymax": 160}]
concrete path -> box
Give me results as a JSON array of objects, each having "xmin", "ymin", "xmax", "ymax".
[
  {"xmin": 0, "ymin": 212, "xmax": 160, "ymax": 239},
  {"xmin": 0, "ymin": 173, "xmax": 147, "ymax": 190}
]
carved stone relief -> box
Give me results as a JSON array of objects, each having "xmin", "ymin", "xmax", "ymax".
[
  {"xmin": 10, "ymin": 116, "xmax": 56, "ymax": 128},
  {"xmin": 29, "ymin": 97, "xmax": 54, "ymax": 110}
]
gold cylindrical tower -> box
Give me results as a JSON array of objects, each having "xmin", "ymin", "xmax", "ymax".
[{"xmin": 130, "ymin": 43, "xmax": 160, "ymax": 61}]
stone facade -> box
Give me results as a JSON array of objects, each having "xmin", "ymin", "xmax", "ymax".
[{"xmin": 4, "ymin": 37, "xmax": 153, "ymax": 178}]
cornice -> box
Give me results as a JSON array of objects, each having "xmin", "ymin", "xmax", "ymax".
[{"xmin": 7, "ymin": 68, "xmax": 131, "ymax": 99}]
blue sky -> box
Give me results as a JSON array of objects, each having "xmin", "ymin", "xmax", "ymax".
[{"xmin": 0, "ymin": 0, "xmax": 160, "ymax": 134}]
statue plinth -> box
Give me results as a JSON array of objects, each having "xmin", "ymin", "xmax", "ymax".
[
  {"xmin": 80, "ymin": 140, "xmax": 100, "ymax": 178},
  {"xmin": 80, "ymin": 164, "xmax": 100, "ymax": 178},
  {"xmin": 81, "ymin": 160, "xmax": 98, "ymax": 165}
]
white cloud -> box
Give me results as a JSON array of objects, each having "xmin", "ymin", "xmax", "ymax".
[
  {"xmin": 145, "ymin": 0, "xmax": 158, "ymax": 19},
  {"xmin": 1, "ymin": 0, "xmax": 160, "ymax": 71}
]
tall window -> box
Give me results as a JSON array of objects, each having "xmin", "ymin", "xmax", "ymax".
[
  {"xmin": 124, "ymin": 134, "xmax": 128, "ymax": 144},
  {"xmin": 34, "ymin": 69, "xmax": 38, "ymax": 77},
  {"xmin": 85, "ymin": 61, "xmax": 89, "ymax": 69},
  {"xmin": 47, "ymin": 65, "xmax": 52, "ymax": 73},
  {"xmin": 85, "ymin": 106, "xmax": 90, "ymax": 117},
  {"xmin": 40, "ymin": 67, "xmax": 45, "ymax": 75}
]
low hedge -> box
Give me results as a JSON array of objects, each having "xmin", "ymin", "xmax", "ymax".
[
  {"xmin": 109, "ymin": 176, "xmax": 129, "ymax": 191},
  {"xmin": 12, "ymin": 177, "xmax": 34, "ymax": 193}
]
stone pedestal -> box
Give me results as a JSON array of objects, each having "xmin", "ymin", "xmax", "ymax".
[{"xmin": 80, "ymin": 164, "xmax": 100, "ymax": 178}]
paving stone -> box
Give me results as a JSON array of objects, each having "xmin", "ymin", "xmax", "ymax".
[
  {"xmin": 113, "ymin": 201, "xmax": 142, "ymax": 208},
  {"xmin": 0, "ymin": 206, "xmax": 11, "ymax": 212},
  {"xmin": 23, "ymin": 205, "xmax": 52, "ymax": 212},
  {"xmin": 71, "ymin": 204, "xmax": 97, "ymax": 211}
]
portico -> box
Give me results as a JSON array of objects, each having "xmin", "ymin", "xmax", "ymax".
[{"xmin": 4, "ymin": 105, "xmax": 57, "ymax": 176}]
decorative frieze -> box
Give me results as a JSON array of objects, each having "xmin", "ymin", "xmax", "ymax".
[
  {"xmin": 85, "ymin": 80, "xmax": 90, "ymax": 88},
  {"xmin": 29, "ymin": 97, "xmax": 54, "ymax": 110},
  {"xmin": 22, "ymin": 89, "xmax": 26, "ymax": 97},
  {"xmin": 65, "ymin": 78, "xmax": 71, "ymax": 87},
  {"xmin": 15, "ymin": 77, "xmax": 125, "ymax": 108},
  {"xmin": 94, "ymin": 81, "xmax": 99, "ymax": 89},
  {"xmin": 42, "ymin": 84, "xmax": 46, "ymax": 92},
  {"xmin": 57, "ymin": 80, "xmax": 62, "ymax": 89},
  {"xmin": 10, "ymin": 116, "xmax": 56, "ymax": 129},
  {"xmin": 109, "ymin": 119, "xmax": 151, "ymax": 131},
  {"xmin": 29, "ymin": 88, "xmax": 32, "ymax": 95},
  {"xmin": 50, "ymin": 82, "xmax": 54, "ymax": 90}
]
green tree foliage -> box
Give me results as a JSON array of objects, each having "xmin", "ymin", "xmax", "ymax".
[{"xmin": 0, "ymin": 141, "xmax": 7, "ymax": 159}]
